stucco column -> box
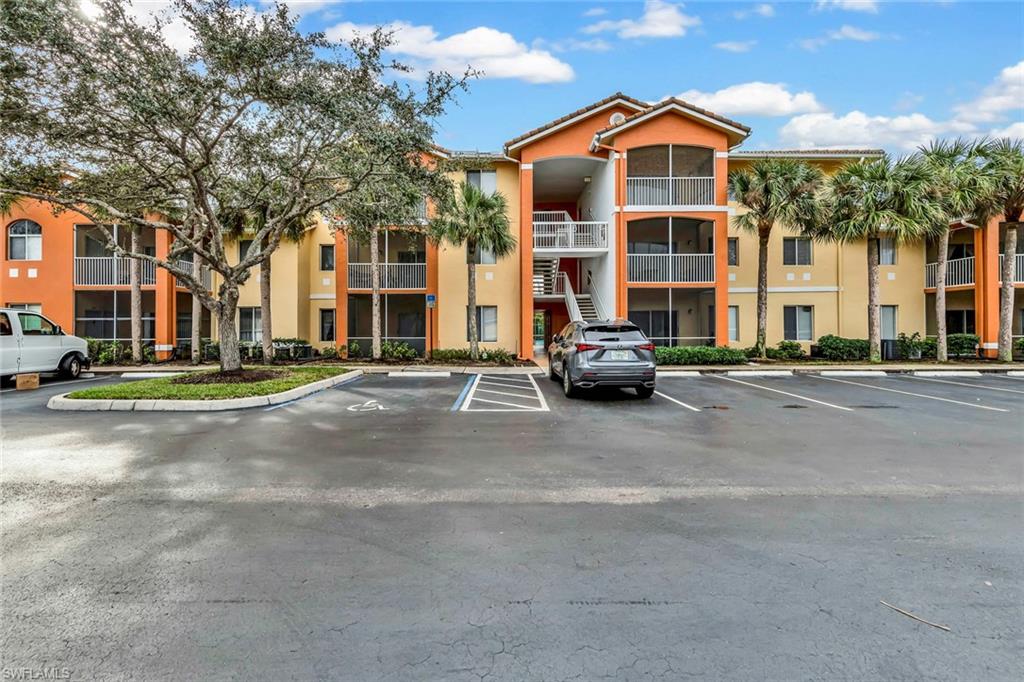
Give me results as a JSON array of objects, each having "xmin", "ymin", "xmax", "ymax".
[
  {"xmin": 334, "ymin": 229, "xmax": 348, "ymax": 355},
  {"xmin": 976, "ymin": 219, "xmax": 1000, "ymax": 358},
  {"xmin": 519, "ymin": 164, "xmax": 534, "ymax": 359},
  {"xmin": 615, "ymin": 152, "xmax": 628, "ymax": 318},
  {"xmin": 714, "ymin": 214, "xmax": 730, "ymax": 346},
  {"xmin": 426, "ymin": 238, "xmax": 439, "ymax": 353},
  {"xmin": 154, "ymin": 231, "xmax": 176, "ymax": 360}
]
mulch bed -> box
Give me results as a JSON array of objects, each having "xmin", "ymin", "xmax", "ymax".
[{"xmin": 171, "ymin": 369, "xmax": 287, "ymax": 385}]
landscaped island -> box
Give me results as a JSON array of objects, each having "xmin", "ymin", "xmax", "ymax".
[{"xmin": 68, "ymin": 366, "xmax": 349, "ymax": 401}]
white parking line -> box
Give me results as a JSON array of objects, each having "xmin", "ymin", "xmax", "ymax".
[
  {"xmin": 653, "ymin": 391, "xmax": 701, "ymax": 412},
  {"xmin": 713, "ymin": 375, "xmax": 854, "ymax": 411},
  {"xmin": 461, "ymin": 374, "xmax": 549, "ymax": 412},
  {"xmin": 811, "ymin": 376, "xmax": 1009, "ymax": 413},
  {"xmin": 903, "ymin": 375, "xmax": 1024, "ymax": 395}
]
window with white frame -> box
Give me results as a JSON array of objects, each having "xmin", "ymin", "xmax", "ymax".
[
  {"xmin": 319, "ymin": 244, "xmax": 335, "ymax": 271},
  {"xmin": 727, "ymin": 238, "xmax": 739, "ymax": 266},
  {"xmin": 320, "ymin": 308, "xmax": 335, "ymax": 342},
  {"xmin": 239, "ymin": 307, "xmax": 262, "ymax": 342},
  {"xmin": 7, "ymin": 220, "xmax": 42, "ymax": 260},
  {"xmin": 466, "ymin": 170, "xmax": 497, "ymax": 195},
  {"xmin": 728, "ymin": 305, "xmax": 739, "ymax": 342},
  {"xmin": 881, "ymin": 305, "xmax": 898, "ymax": 340},
  {"xmin": 877, "ymin": 237, "xmax": 897, "ymax": 265},
  {"xmin": 467, "ymin": 305, "xmax": 498, "ymax": 342},
  {"xmin": 472, "ymin": 244, "xmax": 497, "ymax": 264},
  {"xmin": 6, "ymin": 303, "xmax": 42, "ymax": 313},
  {"xmin": 783, "ymin": 305, "xmax": 813, "ymax": 341},
  {"xmin": 782, "ymin": 237, "xmax": 812, "ymax": 265}
]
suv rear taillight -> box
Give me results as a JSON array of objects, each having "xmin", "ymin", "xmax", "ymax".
[
  {"xmin": 574, "ymin": 342, "xmax": 601, "ymax": 352},
  {"xmin": 637, "ymin": 343, "xmax": 655, "ymax": 351}
]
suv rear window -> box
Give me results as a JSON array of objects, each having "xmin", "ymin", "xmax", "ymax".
[{"xmin": 583, "ymin": 326, "xmax": 646, "ymax": 342}]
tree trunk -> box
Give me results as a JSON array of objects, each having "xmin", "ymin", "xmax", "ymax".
[
  {"xmin": 998, "ymin": 223, "xmax": 1018, "ymax": 362},
  {"xmin": 191, "ymin": 256, "xmax": 202, "ymax": 365},
  {"xmin": 755, "ymin": 228, "xmax": 770, "ymax": 358},
  {"xmin": 935, "ymin": 231, "xmax": 949, "ymax": 362},
  {"xmin": 467, "ymin": 238, "xmax": 479, "ymax": 361},
  {"xmin": 130, "ymin": 227, "xmax": 143, "ymax": 363},
  {"xmin": 260, "ymin": 238, "xmax": 273, "ymax": 362},
  {"xmin": 867, "ymin": 237, "xmax": 881, "ymax": 363},
  {"xmin": 370, "ymin": 228, "xmax": 382, "ymax": 360},
  {"xmin": 217, "ymin": 285, "xmax": 243, "ymax": 372}
]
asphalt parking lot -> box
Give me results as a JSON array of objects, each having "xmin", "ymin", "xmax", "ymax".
[{"xmin": 2, "ymin": 371, "xmax": 1022, "ymax": 680}]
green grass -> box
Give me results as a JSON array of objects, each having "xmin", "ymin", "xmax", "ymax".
[{"xmin": 68, "ymin": 366, "xmax": 349, "ymax": 401}]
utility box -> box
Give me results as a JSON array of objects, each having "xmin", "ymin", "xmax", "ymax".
[{"xmin": 16, "ymin": 373, "xmax": 40, "ymax": 390}]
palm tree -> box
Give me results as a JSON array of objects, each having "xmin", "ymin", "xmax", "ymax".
[
  {"xmin": 816, "ymin": 156, "xmax": 944, "ymax": 362},
  {"xmin": 974, "ymin": 139, "xmax": 1024, "ymax": 362},
  {"xmin": 917, "ymin": 139, "xmax": 990, "ymax": 362},
  {"xmin": 729, "ymin": 159, "xmax": 826, "ymax": 357},
  {"xmin": 430, "ymin": 182, "xmax": 516, "ymax": 361}
]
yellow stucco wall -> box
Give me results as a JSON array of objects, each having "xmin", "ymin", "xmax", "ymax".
[{"xmin": 435, "ymin": 161, "xmax": 522, "ymax": 353}]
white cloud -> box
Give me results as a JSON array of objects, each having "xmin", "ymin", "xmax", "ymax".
[
  {"xmin": 582, "ymin": 7, "xmax": 608, "ymax": 17},
  {"xmin": 991, "ymin": 121, "xmax": 1024, "ymax": 139},
  {"xmin": 535, "ymin": 37, "xmax": 612, "ymax": 53},
  {"xmin": 326, "ymin": 21, "xmax": 575, "ymax": 83},
  {"xmin": 714, "ymin": 40, "xmax": 757, "ymax": 53},
  {"xmin": 953, "ymin": 60, "xmax": 1024, "ymax": 123},
  {"xmin": 582, "ymin": 0, "xmax": 701, "ymax": 39},
  {"xmin": 675, "ymin": 82, "xmax": 825, "ymax": 117},
  {"xmin": 125, "ymin": 1, "xmax": 196, "ymax": 55},
  {"xmin": 814, "ymin": 0, "xmax": 879, "ymax": 13},
  {"xmin": 733, "ymin": 4, "xmax": 775, "ymax": 20},
  {"xmin": 799, "ymin": 24, "xmax": 880, "ymax": 50}
]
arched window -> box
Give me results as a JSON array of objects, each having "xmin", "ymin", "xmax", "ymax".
[{"xmin": 7, "ymin": 220, "xmax": 43, "ymax": 260}]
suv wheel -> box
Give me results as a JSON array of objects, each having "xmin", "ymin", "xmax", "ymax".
[
  {"xmin": 62, "ymin": 356, "xmax": 82, "ymax": 379},
  {"xmin": 562, "ymin": 363, "xmax": 579, "ymax": 398},
  {"xmin": 548, "ymin": 359, "xmax": 559, "ymax": 382},
  {"xmin": 635, "ymin": 385, "xmax": 654, "ymax": 399}
]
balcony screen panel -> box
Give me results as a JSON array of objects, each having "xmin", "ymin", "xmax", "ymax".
[
  {"xmin": 627, "ymin": 146, "xmax": 669, "ymax": 177},
  {"xmin": 671, "ymin": 146, "xmax": 713, "ymax": 178}
]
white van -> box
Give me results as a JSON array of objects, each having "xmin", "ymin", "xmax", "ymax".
[{"xmin": 0, "ymin": 308, "xmax": 90, "ymax": 381}]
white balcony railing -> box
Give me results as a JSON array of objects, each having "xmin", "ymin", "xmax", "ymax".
[
  {"xmin": 999, "ymin": 254, "xmax": 1024, "ymax": 283},
  {"xmin": 74, "ymin": 256, "xmax": 155, "ymax": 286},
  {"xmin": 174, "ymin": 258, "xmax": 213, "ymax": 290},
  {"xmin": 532, "ymin": 212, "xmax": 608, "ymax": 250},
  {"xmin": 627, "ymin": 253, "xmax": 715, "ymax": 283},
  {"xmin": 348, "ymin": 263, "xmax": 426, "ymax": 290},
  {"xmin": 626, "ymin": 176, "xmax": 715, "ymax": 206},
  {"xmin": 925, "ymin": 256, "xmax": 975, "ymax": 288}
]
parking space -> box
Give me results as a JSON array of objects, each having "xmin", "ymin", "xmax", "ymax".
[{"xmin": 458, "ymin": 373, "xmax": 549, "ymax": 412}]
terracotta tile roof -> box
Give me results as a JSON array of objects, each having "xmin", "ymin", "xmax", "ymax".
[
  {"xmin": 504, "ymin": 92, "xmax": 649, "ymax": 150},
  {"xmin": 731, "ymin": 149, "xmax": 884, "ymax": 158},
  {"xmin": 593, "ymin": 97, "xmax": 751, "ymax": 139}
]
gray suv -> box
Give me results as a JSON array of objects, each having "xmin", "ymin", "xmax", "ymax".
[{"xmin": 548, "ymin": 319, "xmax": 657, "ymax": 398}]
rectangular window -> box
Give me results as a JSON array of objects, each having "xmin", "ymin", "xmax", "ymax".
[
  {"xmin": 467, "ymin": 305, "xmax": 498, "ymax": 342},
  {"xmin": 881, "ymin": 305, "xmax": 898, "ymax": 340},
  {"xmin": 319, "ymin": 308, "xmax": 336, "ymax": 342},
  {"xmin": 783, "ymin": 305, "xmax": 813, "ymax": 341},
  {"xmin": 877, "ymin": 237, "xmax": 897, "ymax": 265},
  {"xmin": 0, "ymin": 313, "xmax": 10, "ymax": 336},
  {"xmin": 466, "ymin": 170, "xmax": 497, "ymax": 195},
  {"xmin": 238, "ymin": 239, "xmax": 254, "ymax": 262},
  {"xmin": 319, "ymin": 244, "xmax": 335, "ymax": 271},
  {"xmin": 946, "ymin": 309, "xmax": 975, "ymax": 335},
  {"xmin": 727, "ymin": 238, "xmax": 739, "ymax": 266},
  {"xmin": 6, "ymin": 303, "xmax": 42, "ymax": 313},
  {"xmin": 472, "ymin": 244, "xmax": 497, "ymax": 265},
  {"xmin": 239, "ymin": 307, "xmax": 262, "ymax": 342},
  {"xmin": 728, "ymin": 306, "xmax": 739, "ymax": 342},
  {"xmin": 783, "ymin": 237, "xmax": 812, "ymax": 265}
]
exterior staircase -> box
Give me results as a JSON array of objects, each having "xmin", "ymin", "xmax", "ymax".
[
  {"xmin": 533, "ymin": 257, "xmax": 559, "ymax": 295},
  {"xmin": 574, "ymin": 294, "xmax": 600, "ymax": 321}
]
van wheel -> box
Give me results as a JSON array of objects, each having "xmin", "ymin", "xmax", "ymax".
[
  {"xmin": 61, "ymin": 356, "xmax": 82, "ymax": 379},
  {"xmin": 562, "ymin": 363, "xmax": 579, "ymax": 398},
  {"xmin": 635, "ymin": 385, "xmax": 655, "ymax": 399}
]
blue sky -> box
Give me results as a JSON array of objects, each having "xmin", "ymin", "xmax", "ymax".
[{"xmin": 126, "ymin": 1, "xmax": 1024, "ymax": 152}]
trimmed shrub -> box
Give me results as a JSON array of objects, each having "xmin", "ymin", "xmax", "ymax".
[
  {"xmin": 1016, "ymin": 337, "xmax": 1024, "ymax": 357},
  {"xmin": 429, "ymin": 347, "xmax": 517, "ymax": 364},
  {"xmin": 381, "ymin": 340, "xmax": 418, "ymax": 360},
  {"xmin": 766, "ymin": 340, "xmax": 805, "ymax": 360},
  {"xmin": 896, "ymin": 332, "xmax": 926, "ymax": 360},
  {"xmin": 816, "ymin": 335, "xmax": 870, "ymax": 361},
  {"xmin": 319, "ymin": 346, "xmax": 339, "ymax": 359},
  {"xmin": 947, "ymin": 333, "xmax": 979, "ymax": 357},
  {"xmin": 920, "ymin": 336, "xmax": 937, "ymax": 359},
  {"xmin": 655, "ymin": 345, "xmax": 748, "ymax": 365}
]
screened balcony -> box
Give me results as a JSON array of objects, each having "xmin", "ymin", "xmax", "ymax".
[
  {"xmin": 347, "ymin": 232, "xmax": 427, "ymax": 290},
  {"xmin": 626, "ymin": 217, "xmax": 716, "ymax": 284},
  {"xmin": 74, "ymin": 225, "xmax": 156, "ymax": 286},
  {"xmin": 626, "ymin": 145, "xmax": 716, "ymax": 207}
]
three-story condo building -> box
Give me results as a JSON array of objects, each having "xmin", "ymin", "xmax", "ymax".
[{"xmin": 2, "ymin": 93, "xmax": 1022, "ymax": 359}]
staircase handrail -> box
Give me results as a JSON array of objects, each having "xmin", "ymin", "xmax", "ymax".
[
  {"xmin": 585, "ymin": 272, "xmax": 608, "ymax": 320},
  {"xmin": 560, "ymin": 272, "xmax": 584, "ymax": 321}
]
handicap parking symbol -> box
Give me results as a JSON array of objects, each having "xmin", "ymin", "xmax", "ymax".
[{"xmin": 347, "ymin": 399, "xmax": 388, "ymax": 412}]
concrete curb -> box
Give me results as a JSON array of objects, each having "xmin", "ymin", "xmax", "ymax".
[{"xmin": 48, "ymin": 370, "xmax": 363, "ymax": 412}]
